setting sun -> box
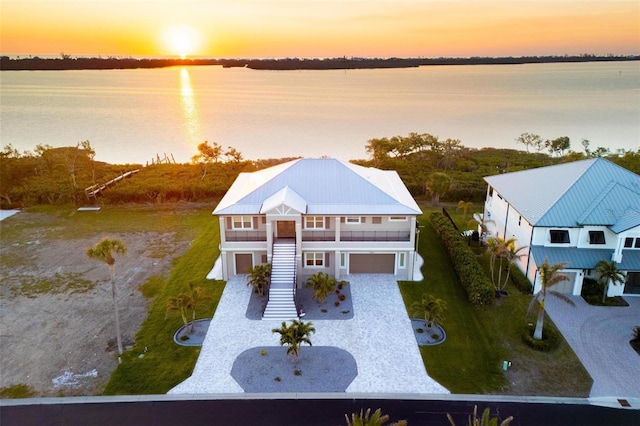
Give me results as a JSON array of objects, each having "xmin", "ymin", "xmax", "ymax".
[{"xmin": 163, "ymin": 25, "xmax": 200, "ymax": 59}]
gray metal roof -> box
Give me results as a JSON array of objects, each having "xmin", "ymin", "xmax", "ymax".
[
  {"xmin": 484, "ymin": 158, "xmax": 640, "ymax": 231},
  {"xmin": 214, "ymin": 158, "xmax": 421, "ymax": 216}
]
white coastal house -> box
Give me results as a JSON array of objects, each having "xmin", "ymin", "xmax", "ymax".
[
  {"xmin": 213, "ymin": 158, "xmax": 421, "ymax": 319},
  {"xmin": 482, "ymin": 157, "xmax": 640, "ymax": 297}
]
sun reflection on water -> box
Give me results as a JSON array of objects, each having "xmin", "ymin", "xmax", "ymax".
[{"xmin": 179, "ymin": 68, "xmax": 202, "ymax": 151}]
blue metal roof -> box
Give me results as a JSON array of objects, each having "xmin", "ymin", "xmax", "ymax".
[
  {"xmin": 214, "ymin": 158, "xmax": 421, "ymax": 216},
  {"xmin": 620, "ymin": 250, "xmax": 640, "ymax": 271},
  {"xmin": 484, "ymin": 158, "xmax": 640, "ymax": 232},
  {"xmin": 530, "ymin": 245, "xmax": 614, "ymax": 270}
]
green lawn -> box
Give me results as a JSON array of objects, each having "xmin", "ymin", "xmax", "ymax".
[
  {"xmin": 400, "ymin": 205, "xmax": 592, "ymax": 396},
  {"xmin": 103, "ymin": 207, "xmax": 224, "ymax": 394}
]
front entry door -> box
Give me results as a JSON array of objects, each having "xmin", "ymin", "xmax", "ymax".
[{"xmin": 277, "ymin": 221, "xmax": 296, "ymax": 239}]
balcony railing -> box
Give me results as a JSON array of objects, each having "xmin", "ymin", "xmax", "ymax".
[
  {"xmin": 225, "ymin": 231, "xmax": 267, "ymax": 242},
  {"xmin": 301, "ymin": 231, "xmax": 336, "ymax": 241},
  {"xmin": 301, "ymin": 230, "xmax": 411, "ymax": 242},
  {"xmin": 341, "ymin": 231, "xmax": 411, "ymax": 242}
]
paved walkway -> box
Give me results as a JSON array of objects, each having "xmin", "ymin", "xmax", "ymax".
[
  {"xmin": 544, "ymin": 295, "xmax": 640, "ymax": 398},
  {"xmin": 169, "ymin": 274, "xmax": 449, "ymax": 395}
]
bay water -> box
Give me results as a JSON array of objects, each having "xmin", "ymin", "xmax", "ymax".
[{"xmin": 1, "ymin": 61, "xmax": 638, "ymax": 165}]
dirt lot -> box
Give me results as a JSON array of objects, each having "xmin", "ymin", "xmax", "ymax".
[{"xmin": 0, "ymin": 210, "xmax": 192, "ymax": 397}]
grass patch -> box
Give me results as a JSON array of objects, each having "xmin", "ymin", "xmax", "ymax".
[
  {"xmin": 10, "ymin": 272, "xmax": 96, "ymax": 298},
  {"xmin": 0, "ymin": 384, "xmax": 37, "ymax": 399},
  {"xmin": 103, "ymin": 209, "xmax": 224, "ymax": 394},
  {"xmin": 400, "ymin": 205, "xmax": 592, "ymax": 396},
  {"xmin": 139, "ymin": 275, "xmax": 164, "ymax": 299}
]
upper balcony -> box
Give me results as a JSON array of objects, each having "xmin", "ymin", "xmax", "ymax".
[
  {"xmin": 301, "ymin": 230, "xmax": 410, "ymax": 242},
  {"xmin": 225, "ymin": 230, "xmax": 267, "ymax": 242}
]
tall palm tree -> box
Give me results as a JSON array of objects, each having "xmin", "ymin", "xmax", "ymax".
[
  {"xmin": 87, "ymin": 238, "xmax": 127, "ymax": 356},
  {"xmin": 501, "ymin": 242, "xmax": 528, "ymax": 292},
  {"xmin": 595, "ymin": 260, "xmax": 626, "ymax": 304},
  {"xmin": 487, "ymin": 237, "xmax": 528, "ymax": 293},
  {"xmin": 527, "ymin": 259, "xmax": 575, "ymax": 341},
  {"xmin": 272, "ymin": 320, "xmax": 315, "ymax": 362},
  {"xmin": 411, "ymin": 293, "xmax": 447, "ymax": 329}
]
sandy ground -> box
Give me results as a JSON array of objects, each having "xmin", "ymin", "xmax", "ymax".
[{"xmin": 0, "ymin": 210, "xmax": 191, "ymax": 397}]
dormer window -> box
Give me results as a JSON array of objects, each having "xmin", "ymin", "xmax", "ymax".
[
  {"xmin": 588, "ymin": 231, "xmax": 605, "ymax": 245},
  {"xmin": 550, "ymin": 229, "xmax": 570, "ymax": 244}
]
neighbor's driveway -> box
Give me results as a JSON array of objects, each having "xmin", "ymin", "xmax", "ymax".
[
  {"xmin": 544, "ymin": 296, "xmax": 640, "ymax": 398},
  {"xmin": 169, "ymin": 274, "xmax": 449, "ymax": 395}
]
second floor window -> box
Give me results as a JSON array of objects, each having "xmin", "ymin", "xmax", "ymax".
[
  {"xmin": 305, "ymin": 216, "xmax": 324, "ymax": 229},
  {"xmin": 232, "ymin": 216, "xmax": 253, "ymax": 230},
  {"xmin": 588, "ymin": 231, "xmax": 606, "ymax": 245},
  {"xmin": 550, "ymin": 229, "xmax": 570, "ymax": 244}
]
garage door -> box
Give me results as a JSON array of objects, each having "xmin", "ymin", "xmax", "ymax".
[
  {"xmin": 554, "ymin": 271, "xmax": 576, "ymax": 294},
  {"xmin": 349, "ymin": 254, "xmax": 395, "ymax": 274},
  {"xmin": 235, "ymin": 254, "xmax": 253, "ymax": 274}
]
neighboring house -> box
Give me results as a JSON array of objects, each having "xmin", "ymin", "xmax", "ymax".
[
  {"xmin": 213, "ymin": 158, "xmax": 421, "ymax": 319},
  {"xmin": 482, "ymin": 158, "xmax": 640, "ymax": 297}
]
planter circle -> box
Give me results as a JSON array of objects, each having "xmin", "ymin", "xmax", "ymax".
[
  {"xmin": 173, "ymin": 318, "xmax": 212, "ymax": 346},
  {"xmin": 411, "ymin": 318, "xmax": 446, "ymax": 346}
]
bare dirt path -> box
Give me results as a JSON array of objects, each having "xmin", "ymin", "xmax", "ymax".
[{"xmin": 0, "ymin": 209, "xmax": 192, "ymax": 397}]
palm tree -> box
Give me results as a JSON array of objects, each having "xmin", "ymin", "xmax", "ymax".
[
  {"xmin": 345, "ymin": 408, "xmax": 407, "ymax": 426},
  {"xmin": 247, "ymin": 264, "xmax": 271, "ymax": 296},
  {"xmin": 457, "ymin": 200, "xmax": 473, "ymax": 221},
  {"xmin": 527, "ymin": 259, "xmax": 575, "ymax": 341},
  {"xmin": 306, "ymin": 272, "xmax": 337, "ymax": 303},
  {"xmin": 411, "ymin": 293, "xmax": 447, "ymax": 330},
  {"xmin": 271, "ymin": 320, "xmax": 315, "ymax": 362},
  {"xmin": 486, "ymin": 237, "xmax": 527, "ymax": 293},
  {"xmin": 166, "ymin": 283, "xmax": 213, "ymax": 333},
  {"xmin": 86, "ymin": 238, "xmax": 127, "ymax": 356},
  {"xmin": 447, "ymin": 405, "xmax": 513, "ymax": 426},
  {"xmin": 595, "ymin": 260, "xmax": 626, "ymax": 304}
]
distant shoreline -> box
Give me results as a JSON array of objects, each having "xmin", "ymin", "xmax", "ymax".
[{"xmin": 1, "ymin": 55, "xmax": 638, "ymax": 71}]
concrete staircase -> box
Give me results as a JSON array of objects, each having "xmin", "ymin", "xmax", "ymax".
[{"xmin": 262, "ymin": 242, "xmax": 298, "ymax": 321}]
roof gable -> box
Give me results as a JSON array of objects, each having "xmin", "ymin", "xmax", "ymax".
[
  {"xmin": 214, "ymin": 158, "xmax": 421, "ymax": 216},
  {"xmin": 260, "ymin": 186, "xmax": 307, "ymax": 214},
  {"xmin": 484, "ymin": 158, "xmax": 640, "ymax": 229}
]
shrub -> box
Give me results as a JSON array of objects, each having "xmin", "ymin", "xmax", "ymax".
[
  {"xmin": 429, "ymin": 212, "xmax": 494, "ymax": 306},
  {"xmin": 521, "ymin": 324, "xmax": 560, "ymax": 352},
  {"xmin": 509, "ymin": 264, "xmax": 532, "ymax": 294},
  {"xmin": 260, "ymin": 349, "xmax": 267, "ymax": 356}
]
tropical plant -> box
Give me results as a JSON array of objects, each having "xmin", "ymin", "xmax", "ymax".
[
  {"xmin": 165, "ymin": 283, "xmax": 213, "ymax": 333},
  {"xmin": 447, "ymin": 405, "xmax": 513, "ymax": 426},
  {"xmin": 345, "ymin": 408, "xmax": 407, "ymax": 426},
  {"xmin": 527, "ymin": 259, "xmax": 575, "ymax": 341},
  {"xmin": 595, "ymin": 260, "xmax": 626, "ymax": 304},
  {"xmin": 411, "ymin": 293, "xmax": 447, "ymax": 329},
  {"xmin": 271, "ymin": 320, "xmax": 315, "ymax": 362},
  {"xmin": 456, "ymin": 200, "xmax": 473, "ymax": 221},
  {"xmin": 247, "ymin": 263, "xmax": 271, "ymax": 296},
  {"xmin": 86, "ymin": 238, "xmax": 127, "ymax": 356},
  {"xmin": 306, "ymin": 272, "xmax": 337, "ymax": 303},
  {"xmin": 486, "ymin": 237, "xmax": 527, "ymax": 293}
]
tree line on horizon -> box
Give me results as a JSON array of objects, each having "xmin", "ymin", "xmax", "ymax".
[{"xmin": 1, "ymin": 135, "xmax": 638, "ymax": 209}]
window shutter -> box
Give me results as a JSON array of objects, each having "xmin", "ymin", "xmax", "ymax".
[
  {"xmin": 253, "ymin": 217, "xmax": 258, "ymax": 229},
  {"xmin": 325, "ymin": 252, "xmax": 330, "ymax": 267},
  {"xmin": 261, "ymin": 254, "xmax": 268, "ymax": 263},
  {"xmin": 226, "ymin": 217, "xmax": 232, "ymax": 229},
  {"xmin": 326, "ymin": 217, "xmax": 331, "ymax": 229},
  {"xmin": 372, "ymin": 217, "xmax": 382, "ymax": 224},
  {"xmin": 361, "ymin": 217, "xmax": 366, "ymax": 223},
  {"xmin": 341, "ymin": 217, "xmax": 345, "ymax": 224},
  {"xmin": 262, "ymin": 216, "xmax": 266, "ymax": 224}
]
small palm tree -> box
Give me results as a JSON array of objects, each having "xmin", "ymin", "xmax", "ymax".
[
  {"xmin": 306, "ymin": 272, "xmax": 337, "ymax": 303},
  {"xmin": 457, "ymin": 200, "xmax": 473, "ymax": 221},
  {"xmin": 527, "ymin": 259, "xmax": 575, "ymax": 341},
  {"xmin": 595, "ymin": 260, "xmax": 626, "ymax": 304},
  {"xmin": 166, "ymin": 283, "xmax": 213, "ymax": 333},
  {"xmin": 86, "ymin": 238, "xmax": 127, "ymax": 356},
  {"xmin": 447, "ymin": 405, "xmax": 513, "ymax": 426},
  {"xmin": 411, "ymin": 294, "xmax": 447, "ymax": 330},
  {"xmin": 486, "ymin": 237, "xmax": 527, "ymax": 293},
  {"xmin": 247, "ymin": 264, "xmax": 271, "ymax": 296},
  {"xmin": 272, "ymin": 320, "xmax": 315, "ymax": 362},
  {"xmin": 345, "ymin": 408, "xmax": 407, "ymax": 426}
]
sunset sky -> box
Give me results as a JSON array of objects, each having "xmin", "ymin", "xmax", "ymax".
[{"xmin": 1, "ymin": 0, "xmax": 638, "ymax": 58}]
